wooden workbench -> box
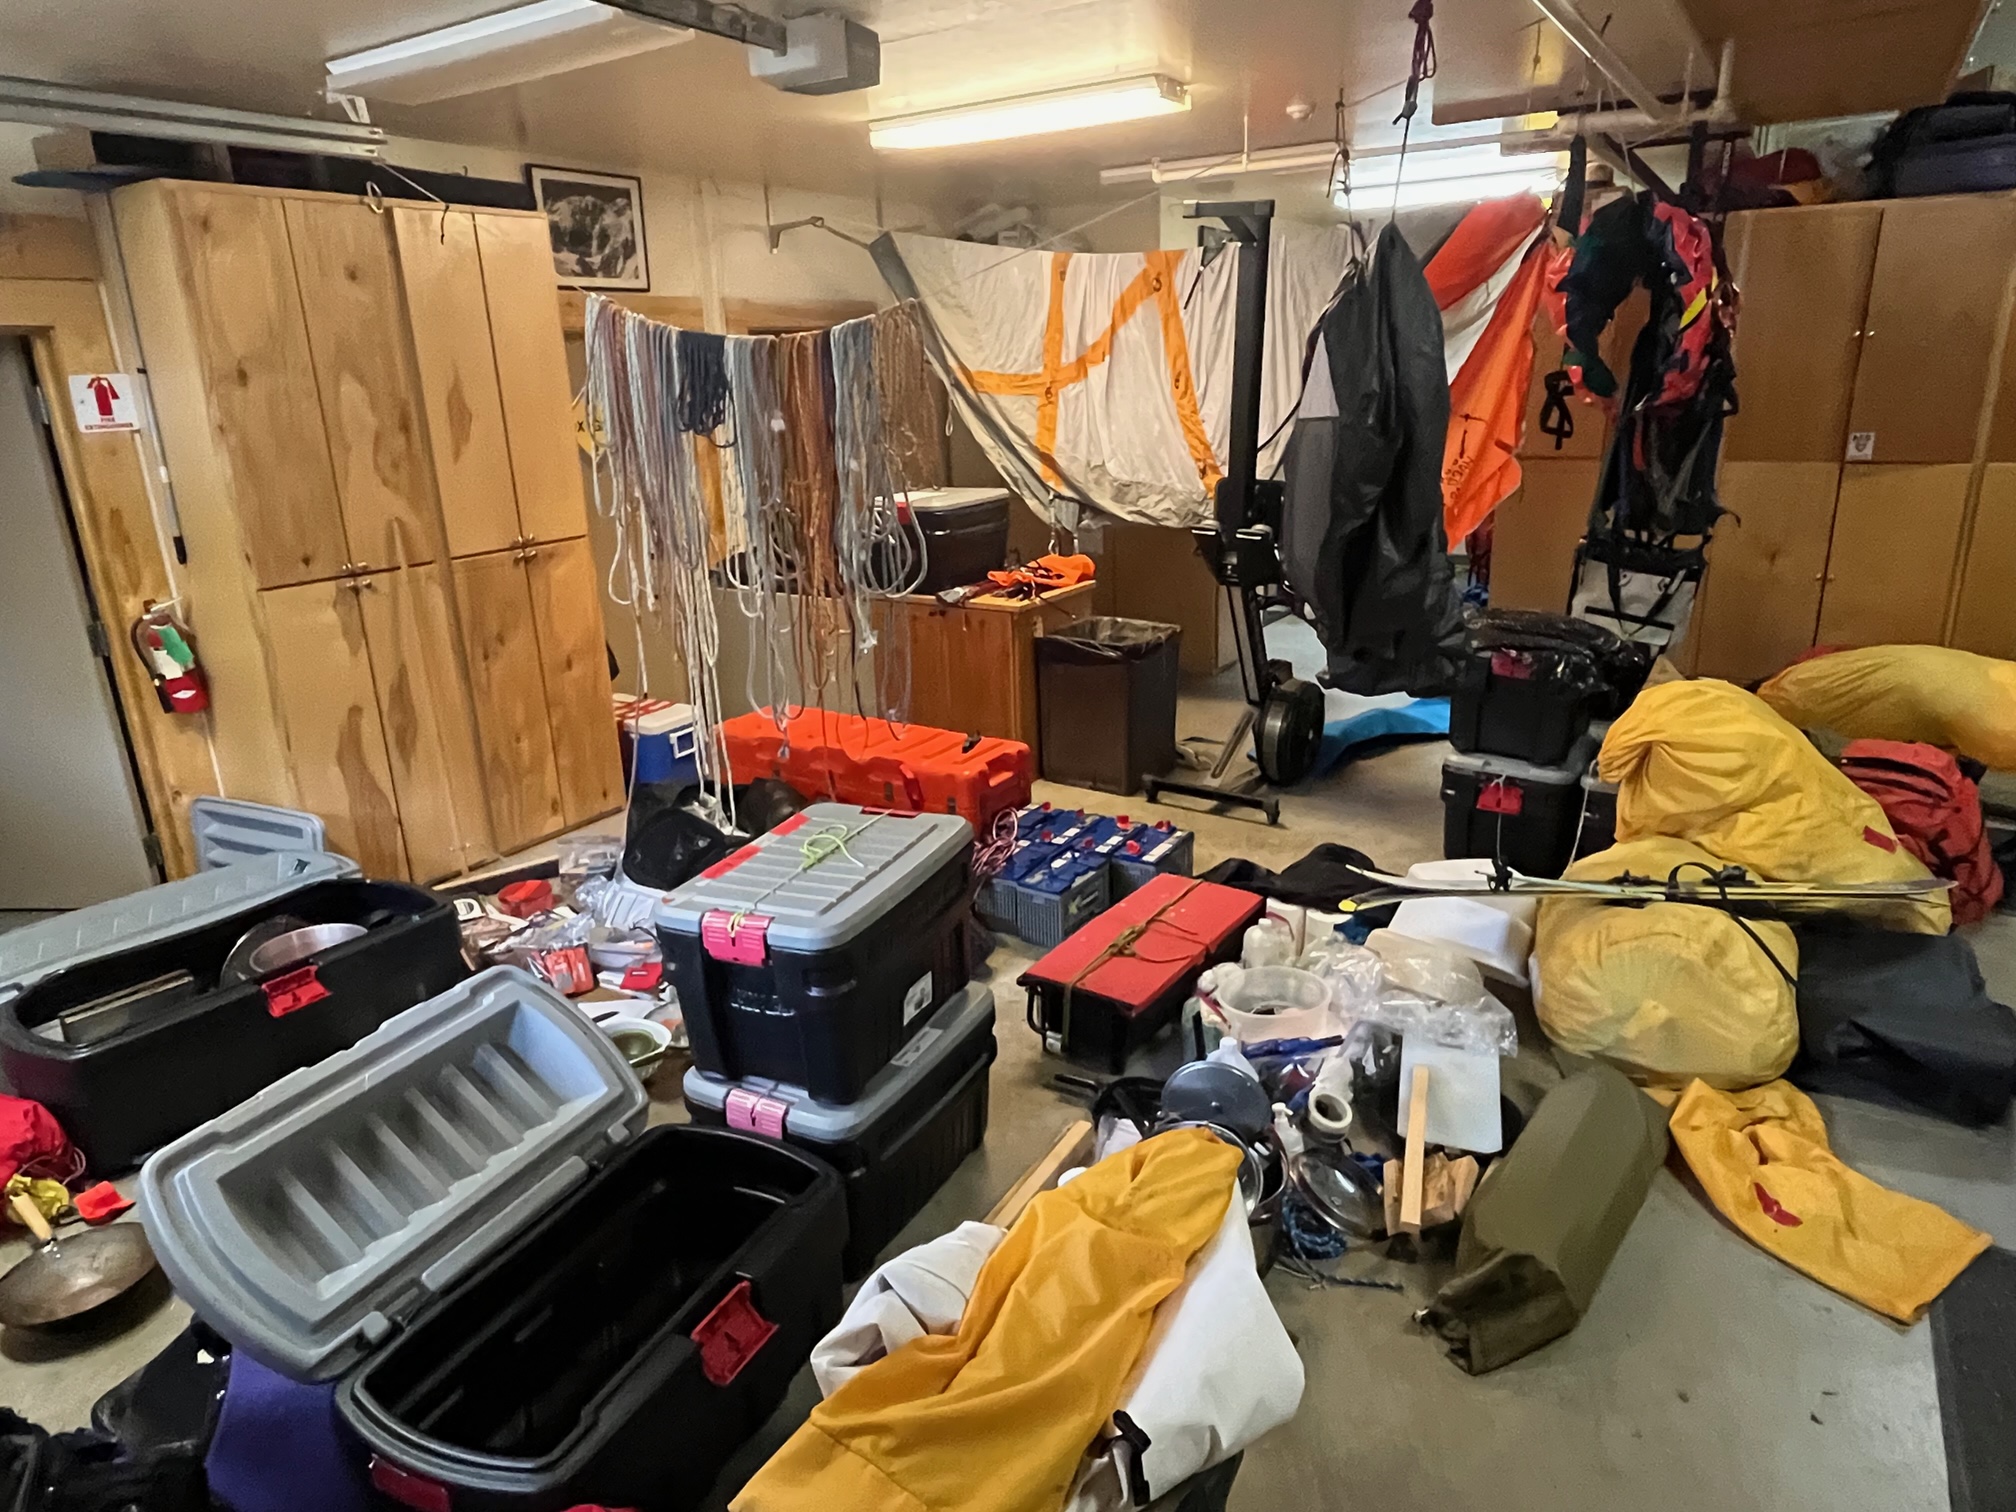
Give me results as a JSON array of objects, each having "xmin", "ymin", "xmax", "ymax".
[{"xmin": 873, "ymin": 581, "xmax": 1096, "ymax": 761}]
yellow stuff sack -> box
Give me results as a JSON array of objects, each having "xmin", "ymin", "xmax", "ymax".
[
  {"xmin": 1534, "ymin": 838, "xmax": 1799, "ymax": 1089},
  {"xmin": 1757, "ymin": 644, "xmax": 2016, "ymax": 771},
  {"xmin": 1597, "ymin": 679, "xmax": 1948, "ymax": 934}
]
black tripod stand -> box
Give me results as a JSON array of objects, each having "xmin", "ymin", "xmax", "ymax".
[{"xmin": 1143, "ymin": 201, "xmax": 1325, "ymax": 827}]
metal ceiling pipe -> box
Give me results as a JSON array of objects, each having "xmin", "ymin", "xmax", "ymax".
[{"xmin": 1529, "ymin": 0, "xmax": 1683, "ymax": 125}]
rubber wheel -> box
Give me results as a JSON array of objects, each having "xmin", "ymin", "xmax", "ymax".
[{"xmin": 1256, "ymin": 677, "xmax": 1325, "ymax": 787}]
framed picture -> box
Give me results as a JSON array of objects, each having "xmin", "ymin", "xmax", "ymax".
[{"xmin": 526, "ymin": 165, "xmax": 649, "ymax": 290}]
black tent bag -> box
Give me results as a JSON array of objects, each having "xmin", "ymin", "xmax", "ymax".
[{"xmin": 1791, "ymin": 923, "xmax": 2016, "ymax": 1126}]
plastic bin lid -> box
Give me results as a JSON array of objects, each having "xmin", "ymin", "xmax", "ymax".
[
  {"xmin": 188, "ymin": 796, "xmax": 331, "ymax": 870},
  {"xmin": 655, "ymin": 803, "xmax": 972, "ymax": 953},
  {"xmin": 683, "ymin": 983, "xmax": 994, "ymax": 1142},
  {"xmin": 892, "ymin": 487, "xmax": 1011, "ymax": 512},
  {"xmin": 138, "ymin": 967, "xmax": 645, "ymax": 1383},
  {"xmin": 0, "ymin": 850, "xmax": 357, "ymax": 1001},
  {"xmin": 1443, "ymin": 740, "xmax": 1596, "ymax": 785}
]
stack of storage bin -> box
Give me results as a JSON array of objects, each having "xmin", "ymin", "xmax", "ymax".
[{"xmin": 660, "ymin": 803, "xmax": 996, "ymax": 1278}]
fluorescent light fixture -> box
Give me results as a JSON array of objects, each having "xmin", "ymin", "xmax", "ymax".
[
  {"xmin": 0, "ymin": 74, "xmax": 386, "ymax": 157},
  {"xmin": 326, "ymin": 0, "xmax": 693, "ymax": 105},
  {"xmin": 871, "ymin": 73, "xmax": 1188, "ymax": 151},
  {"xmin": 1335, "ymin": 145, "xmax": 1561, "ymax": 211}
]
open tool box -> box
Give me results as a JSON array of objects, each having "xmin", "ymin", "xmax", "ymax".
[
  {"xmin": 657, "ymin": 803, "xmax": 975, "ymax": 1103},
  {"xmin": 0, "ymin": 851, "xmax": 462, "ymax": 1171},
  {"xmin": 685, "ymin": 982, "xmax": 997, "ymax": 1278},
  {"xmin": 140, "ymin": 968, "xmax": 845, "ymax": 1512}
]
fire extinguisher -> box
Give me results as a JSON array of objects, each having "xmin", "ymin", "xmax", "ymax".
[{"xmin": 130, "ymin": 601, "xmax": 209, "ymax": 714}]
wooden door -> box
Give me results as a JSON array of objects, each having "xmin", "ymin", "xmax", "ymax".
[
  {"xmin": 285, "ymin": 199, "xmax": 444, "ymax": 570},
  {"xmin": 454, "ymin": 548, "xmax": 564, "ymax": 852},
  {"xmin": 1846, "ymin": 196, "xmax": 2016, "ymax": 465},
  {"xmin": 394, "ymin": 208, "xmax": 520, "ymax": 559},
  {"xmin": 165, "ymin": 189, "xmax": 346, "ymax": 587},
  {"xmin": 474, "ymin": 214, "xmax": 588, "ymax": 545},
  {"xmin": 1688, "ymin": 462, "xmax": 1841, "ymax": 682},
  {"xmin": 1485, "ymin": 460, "xmax": 1597, "ymax": 612},
  {"xmin": 523, "ymin": 537, "xmax": 623, "ymax": 826},
  {"xmin": 1721, "ymin": 205, "xmax": 1882, "ymax": 462},
  {"xmin": 1816, "ymin": 464, "xmax": 1972, "ymax": 647},
  {"xmin": 258, "ymin": 579, "xmax": 407, "ymax": 878},
  {"xmin": 355, "ymin": 563, "xmax": 499, "ymax": 881},
  {"xmin": 1951, "ymin": 464, "xmax": 2016, "ymax": 659}
]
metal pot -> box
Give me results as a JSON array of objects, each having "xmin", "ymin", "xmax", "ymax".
[{"xmin": 245, "ymin": 922, "xmax": 366, "ymax": 977}]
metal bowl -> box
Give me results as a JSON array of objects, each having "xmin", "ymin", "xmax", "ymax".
[{"xmin": 246, "ymin": 922, "xmax": 366, "ymax": 977}]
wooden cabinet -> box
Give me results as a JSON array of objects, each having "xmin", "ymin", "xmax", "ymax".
[
  {"xmin": 1688, "ymin": 463, "xmax": 1840, "ymax": 682},
  {"xmin": 395, "ymin": 208, "xmax": 520, "ymax": 559},
  {"xmin": 1484, "ymin": 460, "xmax": 1598, "ymax": 613},
  {"xmin": 476, "ymin": 214, "xmax": 588, "ymax": 545},
  {"xmin": 1817, "ymin": 464, "xmax": 1972, "ymax": 646},
  {"xmin": 874, "ymin": 583, "xmax": 1095, "ymax": 760},
  {"xmin": 117, "ymin": 180, "xmax": 619, "ymax": 875},
  {"xmin": 454, "ymin": 548, "xmax": 566, "ymax": 853},
  {"xmin": 1951, "ymin": 464, "xmax": 2016, "ymax": 658},
  {"xmin": 1721, "ymin": 204, "xmax": 1881, "ymax": 463},
  {"xmin": 1846, "ymin": 196, "xmax": 2016, "ymax": 465}
]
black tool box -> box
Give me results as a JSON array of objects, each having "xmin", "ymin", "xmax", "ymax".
[
  {"xmin": 140, "ymin": 968, "xmax": 846, "ymax": 1512},
  {"xmin": 657, "ymin": 804, "xmax": 975, "ymax": 1104},
  {"xmin": 1441, "ymin": 748, "xmax": 1592, "ymax": 879},
  {"xmin": 0, "ymin": 852, "xmax": 463, "ymax": 1171},
  {"xmin": 686, "ymin": 982, "xmax": 996, "ymax": 1278}
]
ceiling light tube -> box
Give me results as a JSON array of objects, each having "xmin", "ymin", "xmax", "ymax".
[
  {"xmin": 0, "ymin": 74, "xmax": 386, "ymax": 157},
  {"xmin": 871, "ymin": 73, "xmax": 1189, "ymax": 151},
  {"xmin": 327, "ymin": 0, "xmax": 693, "ymax": 105}
]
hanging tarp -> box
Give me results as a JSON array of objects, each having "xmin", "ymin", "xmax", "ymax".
[{"xmin": 875, "ymin": 199, "xmax": 1548, "ymax": 534}]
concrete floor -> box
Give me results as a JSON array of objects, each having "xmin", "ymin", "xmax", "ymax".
[{"xmin": 2, "ymin": 628, "xmax": 2009, "ymax": 1511}]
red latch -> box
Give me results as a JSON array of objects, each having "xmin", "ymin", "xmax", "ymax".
[
  {"xmin": 692, "ymin": 1279, "xmax": 777, "ymax": 1387},
  {"xmin": 262, "ymin": 965, "xmax": 329, "ymax": 1018},
  {"xmin": 1476, "ymin": 779, "xmax": 1525, "ymax": 816},
  {"xmin": 1490, "ymin": 648, "xmax": 1536, "ymax": 680},
  {"xmin": 370, "ymin": 1458, "xmax": 452, "ymax": 1512},
  {"xmin": 702, "ymin": 910, "xmax": 771, "ymax": 965}
]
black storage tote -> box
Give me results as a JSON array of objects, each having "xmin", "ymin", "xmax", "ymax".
[
  {"xmin": 685, "ymin": 982, "xmax": 996, "ymax": 1278},
  {"xmin": 1036, "ymin": 618, "xmax": 1182, "ymax": 795},
  {"xmin": 1441, "ymin": 749, "xmax": 1587, "ymax": 878},
  {"xmin": 1451, "ymin": 610, "xmax": 1646, "ymax": 766},
  {"xmin": 139, "ymin": 968, "xmax": 846, "ymax": 1512},
  {"xmin": 0, "ymin": 850, "xmax": 463, "ymax": 1171},
  {"xmin": 902, "ymin": 488, "xmax": 1013, "ymax": 594},
  {"xmin": 656, "ymin": 804, "xmax": 974, "ymax": 1104}
]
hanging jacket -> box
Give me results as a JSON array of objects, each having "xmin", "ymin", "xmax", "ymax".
[{"xmin": 1282, "ymin": 221, "xmax": 1466, "ymax": 695}]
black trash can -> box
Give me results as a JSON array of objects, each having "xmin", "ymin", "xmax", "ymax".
[{"xmin": 1036, "ymin": 617, "xmax": 1181, "ymax": 795}]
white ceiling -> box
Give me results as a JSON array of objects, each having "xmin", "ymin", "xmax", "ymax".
[{"xmin": 0, "ymin": 0, "xmax": 1984, "ymax": 214}]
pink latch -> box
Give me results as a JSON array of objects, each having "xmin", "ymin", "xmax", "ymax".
[
  {"xmin": 701, "ymin": 910, "xmax": 771, "ymax": 964},
  {"xmin": 724, "ymin": 1088, "xmax": 790, "ymax": 1137},
  {"xmin": 692, "ymin": 1280, "xmax": 778, "ymax": 1387}
]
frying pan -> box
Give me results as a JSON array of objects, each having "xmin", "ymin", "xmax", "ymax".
[{"xmin": 0, "ymin": 1193, "xmax": 158, "ymax": 1328}]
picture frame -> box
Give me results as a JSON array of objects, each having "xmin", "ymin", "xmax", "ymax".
[{"xmin": 525, "ymin": 164, "xmax": 649, "ymax": 291}]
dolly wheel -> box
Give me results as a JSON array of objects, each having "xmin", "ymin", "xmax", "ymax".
[{"xmin": 1256, "ymin": 678, "xmax": 1324, "ymax": 787}]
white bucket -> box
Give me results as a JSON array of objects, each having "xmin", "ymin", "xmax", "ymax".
[{"xmin": 1217, "ymin": 965, "xmax": 1334, "ymax": 1044}]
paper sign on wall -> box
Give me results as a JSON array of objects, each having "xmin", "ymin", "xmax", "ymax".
[
  {"xmin": 1846, "ymin": 430, "xmax": 1876, "ymax": 462},
  {"xmin": 68, "ymin": 373, "xmax": 140, "ymax": 433}
]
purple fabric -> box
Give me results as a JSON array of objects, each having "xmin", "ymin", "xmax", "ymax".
[{"xmin": 203, "ymin": 1351, "xmax": 371, "ymax": 1512}]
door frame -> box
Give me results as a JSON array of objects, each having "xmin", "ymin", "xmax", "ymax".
[{"xmin": 0, "ymin": 214, "xmax": 216, "ymax": 877}]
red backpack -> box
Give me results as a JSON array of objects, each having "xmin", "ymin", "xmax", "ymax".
[{"xmin": 1841, "ymin": 740, "xmax": 2004, "ymax": 925}]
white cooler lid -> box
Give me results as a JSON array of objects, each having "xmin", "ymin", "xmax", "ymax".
[{"xmin": 138, "ymin": 967, "xmax": 644, "ymax": 1382}]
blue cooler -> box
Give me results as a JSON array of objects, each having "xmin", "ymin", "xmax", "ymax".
[{"xmin": 615, "ymin": 697, "xmax": 697, "ymax": 787}]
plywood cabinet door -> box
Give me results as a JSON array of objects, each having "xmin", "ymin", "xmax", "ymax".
[
  {"xmin": 394, "ymin": 208, "xmax": 520, "ymax": 559},
  {"xmin": 1688, "ymin": 462, "xmax": 1841, "ymax": 682},
  {"xmin": 1816, "ymin": 464, "xmax": 1972, "ymax": 647},
  {"xmin": 1485, "ymin": 460, "xmax": 1598, "ymax": 612},
  {"xmin": 523, "ymin": 538, "xmax": 623, "ymax": 826},
  {"xmin": 1951, "ymin": 464, "xmax": 2016, "ymax": 659},
  {"xmin": 285, "ymin": 199, "xmax": 444, "ymax": 570},
  {"xmin": 1518, "ymin": 314, "xmax": 1606, "ymax": 461},
  {"xmin": 258, "ymin": 579, "xmax": 408, "ymax": 879},
  {"xmin": 454, "ymin": 549, "xmax": 565, "ymax": 853},
  {"xmin": 355, "ymin": 564, "xmax": 499, "ymax": 881},
  {"xmin": 474, "ymin": 214, "xmax": 588, "ymax": 545},
  {"xmin": 165, "ymin": 189, "xmax": 346, "ymax": 587},
  {"xmin": 1722, "ymin": 205, "xmax": 1882, "ymax": 462},
  {"xmin": 1847, "ymin": 196, "xmax": 2016, "ymax": 465}
]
